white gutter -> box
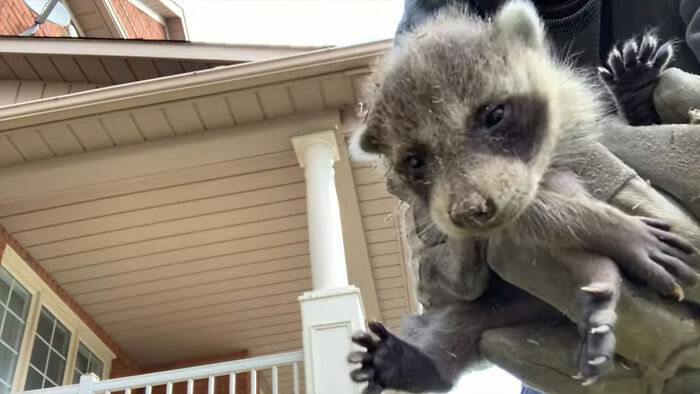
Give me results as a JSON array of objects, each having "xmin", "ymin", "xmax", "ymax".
[
  {"xmin": 0, "ymin": 36, "xmax": 326, "ymax": 63},
  {"xmin": 0, "ymin": 39, "xmax": 391, "ymax": 132}
]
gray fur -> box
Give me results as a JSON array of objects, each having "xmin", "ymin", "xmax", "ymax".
[{"xmin": 348, "ymin": 1, "xmax": 699, "ymax": 391}]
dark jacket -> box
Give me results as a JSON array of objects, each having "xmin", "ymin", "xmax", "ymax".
[{"xmin": 396, "ymin": 0, "xmax": 700, "ymax": 72}]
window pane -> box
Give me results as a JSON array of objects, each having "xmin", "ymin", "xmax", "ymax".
[
  {"xmin": 30, "ymin": 339, "xmax": 49, "ymax": 370},
  {"xmin": 46, "ymin": 350, "xmax": 66, "ymax": 384},
  {"xmin": 36, "ymin": 311, "xmax": 53, "ymax": 342},
  {"xmin": 0, "ymin": 267, "xmax": 31, "ymax": 392},
  {"xmin": 26, "ymin": 307, "xmax": 71, "ymax": 390},
  {"xmin": 0, "ymin": 343, "xmax": 17, "ymax": 383},
  {"xmin": 24, "ymin": 368, "xmax": 43, "ymax": 391},
  {"xmin": 75, "ymin": 350, "xmax": 88, "ymax": 373},
  {"xmin": 0, "ymin": 382, "xmax": 10, "ymax": 394},
  {"xmin": 8, "ymin": 286, "xmax": 30, "ymax": 318},
  {"xmin": 0, "ymin": 270, "xmax": 10, "ymax": 305},
  {"xmin": 0, "ymin": 313, "xmax": 23, "ymax": 351},
  {"xmin": 52, "ymin": 324, "xmax": 70, "ymax": 356},
  {"xmin": 90, "ymin": 359, "xmax": 103, "ymax": 378},
  {"xmin": 73, "ymin": 343, "xmax": 104, "ymax": 383}
]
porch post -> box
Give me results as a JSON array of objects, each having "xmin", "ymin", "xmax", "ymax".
[{"xmin": 292, "ymin": 131, "xmax": 366, "ymax": 394}]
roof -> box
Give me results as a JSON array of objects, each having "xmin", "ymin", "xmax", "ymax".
[
  {"xmin": 0, "ymin": 39, "xmax": 389, "ymax": 132},
  {"xmin": 0, "ymin": 34, "xmax": 327, "ymax": 64}
]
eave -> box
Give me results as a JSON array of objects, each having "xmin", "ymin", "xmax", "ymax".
[{"xmin": 0, "ymin": 39, "xmax": 391, "ymax": 132}]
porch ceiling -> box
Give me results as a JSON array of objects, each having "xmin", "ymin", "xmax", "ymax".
[{"xmin": 0, "ymin": 44, "xmax": 414, "ymax": 369}]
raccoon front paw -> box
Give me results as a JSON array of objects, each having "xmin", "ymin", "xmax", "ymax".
[
  {"xmin": 599, "ymin": 33, "xmax": 674, "ymax": 126},
  {"xmin": 573, "ymin": 282, "xmax": 618, "ymax": 385},
  {"xmin": 608, "ymin": 217, "xmax": 698, "ymax": 301},
  {"xmin": 348, "ymin": 321, "xmax": 453, "ymax": 394}
]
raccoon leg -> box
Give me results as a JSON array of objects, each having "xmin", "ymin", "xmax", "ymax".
[
  {"xmin": 348, "ymin": 320, "xmax": 453, "ymax": 394},
  {"xmin": 599, "ymin": 33, "xmax": 674, "ymax": 126},
  {"xmin": 349, "ymin": 282, "xmax": 560, "ymax": 393},
  {"xmin": 514, "ymin": 187, "xmax": 698, "ymax": 301}
]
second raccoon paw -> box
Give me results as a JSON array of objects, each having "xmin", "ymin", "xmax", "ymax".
[
  {"xmin": 574, "ymin": 283, "xmax": 618, "ymax": 385},
  {"xmin": 599, "ymin": 33, "xmax": 674, "ymax": 126}
]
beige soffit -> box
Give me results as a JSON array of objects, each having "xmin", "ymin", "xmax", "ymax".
[
  {"xmin": 62, "ymin": 0, "xmax": 127, "ymax": 38},
  {"xmin": 0, "ymin": 39, "xmax": 392, "ymax": 131},
  {"xmin": 0, "ymin": 36, "xmax": 325, "ymax": 63}
]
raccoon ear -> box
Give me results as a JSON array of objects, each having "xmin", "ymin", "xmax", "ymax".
[
  {"xmin": 494, "ymin": 0, "xmax": 545, "ymax": 49},
  {"xmin": 348, "ymin": 124, "xmax": 385, "ymax": 162}
]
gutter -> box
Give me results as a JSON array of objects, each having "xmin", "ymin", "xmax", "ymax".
[
  {"xmin": 0, "ymin": 36, "xmax": 328, "ymax": 62},
  {"xmin": 0, "ymin": 39, "xmax": 391, "ymax": 132}
]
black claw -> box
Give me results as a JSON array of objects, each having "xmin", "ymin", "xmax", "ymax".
[
  {"xmin": 348, "ymin": 351, "xmax": 373, "ymax": 364},
  {"xmin": 351, "ymin": 367, "xmax": 374, "ymax": 382},
  {"xmin": 598, "ymin": 67, "xmax": 615, "ymax": 85},
  {"xmin": 622, "ymin": 40, "xmax": 638, "ymax": 67},
  {"xmin": 653, "ymin": 42, "xmax": 674, "ymax": 69},
  {"xmin": 352, "ymin": 332, "xmax": 378, "ymax": 351},
  {"xmin": 368, "ymin": 320, "xmax": 391, "ymax": 340},
  {"xmin": 638, "ymin": 34, "xmax": 657, "ymax": 63},
  {"xmin": 607, "ymin": 48, "xmax": 625, "ymax": 76}
]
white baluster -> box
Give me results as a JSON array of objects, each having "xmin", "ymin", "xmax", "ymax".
[
  {"xmin": 124, "ymin": 388, "xmax": 131, "ymax": 394},
  {"xmin": 187, "ymin": 379, "xmax": 194, "ymax": 394},
  {"xmin": 292, "ymin": 363, "xmax": 299, "ymax": 394},
  {"xmin": 249, "ymin": 370, "xmax": 256, "ymax": 394},
  {"xmin": 78, "ymin": 374, "xmax": 98, "ymax": 394},
  {"xmin": 145, "ymin": 386, "xmax": 152, "ymax": 394},
  {"xmin": 271, "ymin": 366, "xmax": 278, "ymax": 394},
  {"xmin": 208, "ymin": 376, "xmax": 215, "ymax": 394},
  {"xmin": 166, "ymin": 382, "xmax": 173, "ymax": 394},
  {"xmin": 228, "ymin": 373, "xmax": 236, "ymax": 394}
]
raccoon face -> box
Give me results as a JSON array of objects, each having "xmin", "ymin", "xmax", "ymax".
[{"xmin": 350, "ymin": 0, "xmax": 558, "ymax": 238}]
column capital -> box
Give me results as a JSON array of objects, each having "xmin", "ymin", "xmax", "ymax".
[{"xmin": 291, "ymin": 130, "xmax": 340, "ymax": 168}]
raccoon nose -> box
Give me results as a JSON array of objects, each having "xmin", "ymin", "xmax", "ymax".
[{"xmin": 449, "ymin": 195, "xmax": 496, "ymax": 227}]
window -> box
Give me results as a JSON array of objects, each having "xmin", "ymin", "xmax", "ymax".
[
  {"xmin": 0, "ymin": 245, "xmax": 114, "ymax": 391},
  {"xmin": 24, "ymin": 308, "xmax": 72, "ymax": 390},
  {"xmin": 72, "ymin": 343, "xmax": 104, "ymax": 383},
  {"xmin": 0, "ymin": 267, "xmax": 32, "ymax": 394}
]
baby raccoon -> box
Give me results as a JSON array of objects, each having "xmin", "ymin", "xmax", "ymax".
[{"xmin": 348, "ymin": 0, "xmax": 698, "ymax": 391}]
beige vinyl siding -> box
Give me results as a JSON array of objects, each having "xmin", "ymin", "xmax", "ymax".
[
  {"xmin": 0, "ymin": 149, "xmax": 310, "ymax": 365},
  {"xmin": 350, "ymin": 160, "xmax": 410, "ymax": 332}
]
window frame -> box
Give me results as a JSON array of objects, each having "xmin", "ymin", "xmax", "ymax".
[{"xmin": 1, "ymin": 245, "xmax": 115, "ymax": 392}]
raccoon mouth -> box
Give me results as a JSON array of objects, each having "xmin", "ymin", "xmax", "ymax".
[{"xmin": 435, "ymin": 213, "xmax": 506, "ymax": 238}]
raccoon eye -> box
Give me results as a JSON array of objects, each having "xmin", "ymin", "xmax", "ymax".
[
  {"xmin": 406, "ymin": 155, "xmax": 425, "ymax": 170},
  {"xmin": 402, "ymin": 153, "xmax": 428, "ymax": 181},
  {"xmin": 485, "ymin": 104, "xmax": 505, "ymax": 128}
]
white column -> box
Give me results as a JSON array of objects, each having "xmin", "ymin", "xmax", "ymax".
[
  {"xmin": 292, "ymin": 131, "xmax": 366, "ymax": 394},
  {"xmin": 292, "ymin": 131, "xmax": 348, "ymax": 290}
]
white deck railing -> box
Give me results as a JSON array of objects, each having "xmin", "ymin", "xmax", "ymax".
[{"xmin": 18, "ymin": 351, "xmax": 303, "ymax": 394}]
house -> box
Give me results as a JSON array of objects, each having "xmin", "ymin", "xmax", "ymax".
[{"xmin": 0, "ymin": 1, "xmax": 416, "ymax": 394}]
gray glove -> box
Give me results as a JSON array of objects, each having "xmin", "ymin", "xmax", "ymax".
[{"xmin": 477, "ymin": 69, "xmax": 700, "ymax": 393}]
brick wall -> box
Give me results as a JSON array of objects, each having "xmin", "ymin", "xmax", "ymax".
[
  {"xmin": 0, "ymin": 0, "xmax": 68, "ymax": 36},
  {"xmin": 0, "ymin": 223, "xmax": 139, "ymax": 372},
  {"xmin": 110, "ymin": 0, "xmax": 166, "ymax": 39}
]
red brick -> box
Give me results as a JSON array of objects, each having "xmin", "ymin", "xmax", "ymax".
[
  {"xmin": 0, "ymin": 0, "xmax": 67, "ymax": 36},
  {"xmin": 109, "ymin": 0, "xmax": 166, "ymax": 39}
]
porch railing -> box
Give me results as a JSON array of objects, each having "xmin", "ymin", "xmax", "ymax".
[{"xmin": 19, "ymin": 351, "xmax": 303, "ymax": 394}]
